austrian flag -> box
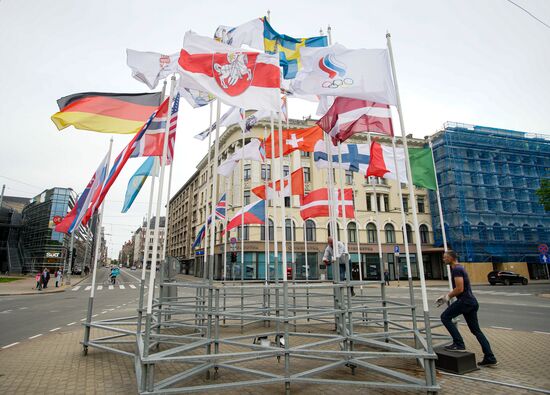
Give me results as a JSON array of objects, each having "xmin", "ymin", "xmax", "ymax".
[{"xmin": 178, "ymin": 49, "xmax": 281, "ymax": 112}]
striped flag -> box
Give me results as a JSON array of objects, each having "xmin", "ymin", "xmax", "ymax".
[
  {"xmin": 192, "ymin": 193, "xmax": 227, "ymax": 248},
  {"xmin": 299, "ymin": 188, "xmax": 355, "ymax": 220}
]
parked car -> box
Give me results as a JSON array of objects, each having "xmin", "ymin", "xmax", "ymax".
[{"xmin": 488, "ymin": 271, "xmax": 528, "ymax": 286}]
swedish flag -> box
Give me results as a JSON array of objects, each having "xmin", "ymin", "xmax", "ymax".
[{"xmin": 263, "ymin": 18, "xmax": 328, "ymax": 79}]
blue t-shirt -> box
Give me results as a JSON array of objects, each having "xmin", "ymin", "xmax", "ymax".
[{"xmin": 451, "ymin": 265, "xmax": 476, "ymax": 302}]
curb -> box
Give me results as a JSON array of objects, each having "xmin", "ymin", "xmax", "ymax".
[{"xmin": 0, "ymin": 274, "xmax": 90, "ymax": 297}]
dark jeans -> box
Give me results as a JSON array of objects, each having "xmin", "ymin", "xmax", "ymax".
[{"xmin": 441, "ymin": 298, "xmax": 496, "ymax": 362}]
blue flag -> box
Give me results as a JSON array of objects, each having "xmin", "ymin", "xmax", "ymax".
[{"xmin": 122, "ymin": 157, "xmax": 156, "ymax": 213}]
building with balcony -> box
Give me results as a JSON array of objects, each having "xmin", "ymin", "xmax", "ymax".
[
  {"xmin": 131, "ymin": 216, "xmax": 166, "ymax": 268},
  {"xmin": 168, "ymin": 119, "xmax": 442, "ymax": 281}
]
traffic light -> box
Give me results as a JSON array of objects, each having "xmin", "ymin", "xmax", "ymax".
[{"xmin": 230, "ymin": 252, "xmax": 237, "ymax": 263}]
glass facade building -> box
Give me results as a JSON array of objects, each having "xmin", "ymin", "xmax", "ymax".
[
  {"xmin": 430, "ymin": 122, "xmax": 550, "ymax": 277},
  {"xmin": 21, "ymin": 188, "xmax": 77, "ymax": 272}
]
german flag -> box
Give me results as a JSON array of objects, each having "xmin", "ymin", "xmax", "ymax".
[{"xmin": 51, "ymin": 91, "xmax": 163, "ymax": 134}]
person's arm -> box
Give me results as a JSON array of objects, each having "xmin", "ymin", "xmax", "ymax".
[
  {"xmin": 448, "ymin": 276, "xmax": 464, "ymax": 299},
  {"xmin": 322, "ymin": 246, "xmax": 331, "ymax": 263}
]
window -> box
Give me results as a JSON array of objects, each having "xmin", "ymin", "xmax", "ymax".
[
  {"xmin": 478, "ymin": 222, "xmax": 487, "ymax": 241},
  {"xmin": 244, "ymin": 190, "xmax": 250, "ymax": 205},
  {"xmin": 366, "ymin": 194, "xmax": 372, "ymax": 211},
  {"xmin": 347, "ymin": 222, "xmax": 357, "ymax": 243},
  {"xmin": 261, "ymin": 219, "xmax": 274, "ymax": 241},
  {"xmin": 301, "ymin": 151, "xmax": 311, "ymax": 158},
  {"xmin": 305, "ymin": 220, "xmax": 316, "ymax": 241},
  {"xmin": 261, "ymin": 164, "xmax": 271, "ymax": 180},
  {"xmin": 284, "ymin": 196, "xmax": 290, "ymax": 207},
  {"xmin": 417, "ymin": 197, "xmax": 425, "ymax": 213},
  {"xmin": 285, "ymin": 219, "xmax": 296, "ymax": 241},
  {"xmin": 523, "ymin": 224, "xmax": 532, "ymax": 241},
  {"xmin": 303, "ymin": 167, "xmax": 311, "ymax": 183},
  {"xmin": 508, "ymin": 224, "xmax": 518, "ymax": 241},
  {"xmin": 385, "ymin": 224, "xmax": 395, "ymax": 243},
  {"xmin": 537, "ymin": 225, "xmax": 546, "ymax": 242},
  {"xmin": 402, "ymin": 197, "xmax": 408, "ymax": 212},
  {"xmin": 243, "ymin": 164, "xmax": 251, "ymax": 180},
  {"xmin": 283, "ymin": 165, "xmax": 290, "ymax": 177},
  {"xmin": 379, "ymin": 195, "xmax": 389, "ymax": 212},
  {"xmin": 327, "ymin": 223, "xmax": 341, "ymax": 240},
  {"xmin": 345, "ymin": 170, "xmax": 353, "ymax": 185},
  {"xmin": 405, "ymin": 224, "xmax": 413, "ymax": 244},
  {"xmin": 420, "ymin": 225, "xmax": 429, "ymax": 244},
  {"xmin": 493, "ymin": 223, "xmax": 503, "ymax": 241},
  {"xmin": 237, "ymin": 225, "xmax": 249, "ymax": 241}
]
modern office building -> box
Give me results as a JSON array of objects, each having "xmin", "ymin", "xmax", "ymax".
[
  {"xmin": 20, "ymin": 187, "xmax": 91, "ymax": 273},
  {"xmin": 168, "ymin": 119, "xmax": 442, "ymax": 281},
  {"xmin": 430, "ymin": 122, "xmax": 550, "ymax": 278},
  {"xmin": 0, "ymin": 195, "xmax": 31, "ymax": 273}
]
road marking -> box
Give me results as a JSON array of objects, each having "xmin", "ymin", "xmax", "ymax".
[
  {"xmin": 490, "ymin": 326, "xmax": 512, "ymax": 330},
  {"xmin": 119, "ymin": 285, "xmax": 125, "ymax": 290},
  {"xmin": 123, "ymin": 269, "xmax": 142, "ymax": 282},
  {"xmin": 67, "ymin": 322, "xmax": 76, "ymax": 326},
  {"xmin": 80, "ymin": 318, "xmax": 86, "ymax": 321},
  {"xmin": 29, "ymin": 334, "xmax": 42, "ymax": 339},
  {"xmin": 1, "ymin": 310, "xmax": 12, "ymax": 314},
  {"xmin": 84, "ymin": 286, "xmax": 91, "ymax": 291},
  {"xmin": 129, "ymin": 284, "xmax": 136, "ymax": 289},
  {"xmin": 97, "ymin": 285, "xmax": 103, "ymax": 290},
  {"xmin": 50, "ymin": 327, "xmax": 61, "ymax": 332},
  {"xmin": 2, "ymin": 342, "xmax": 19, "ymax": 349},
  {"xmin": 108, "ymin": 285, "xmax": 114, "ymax": 290},
  {"xmin": 534, "ymin": 331, "xmax": 550, "ymax": 335},
  {"xmin": 19, "ymin": 307, "xmax": 28, "ymax": 310},
  {"xmin": 92, "ymin": 314, "xmax": 98, "ymax": 317},
  {"xmin": 72, "ymin": 286, "xmax": 81, "ymax": 291}
]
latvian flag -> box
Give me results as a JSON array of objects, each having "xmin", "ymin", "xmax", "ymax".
[
  {"xmin": 299, "ymin": 188, "xmax": 355, "ymax": 220},
  {"xmin": 317, "ymin": 97, "xmax": 393, "ymax": 144}
]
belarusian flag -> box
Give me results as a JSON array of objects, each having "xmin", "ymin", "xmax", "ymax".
[{"xmin": 367, "ymin": 141, "xmax": 437, "ymax": 190}]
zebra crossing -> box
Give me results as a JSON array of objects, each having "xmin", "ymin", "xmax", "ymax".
[
  {"xmin": 417, "ymin": 286, "xmax": 532, "ymax": 297},
  {"xmin": 71, "ymin": 283, "xmax": 154, "ymax": 292}
]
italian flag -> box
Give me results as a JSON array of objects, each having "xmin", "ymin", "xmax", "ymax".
[{"xmin": 367, "ymin": 141, "xmax": 437, "ymax": 190}]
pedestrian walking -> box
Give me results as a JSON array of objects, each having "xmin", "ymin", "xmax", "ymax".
[
  {"xmin": 323, "ymin": 237, "xmax": 354, "ymax": 296},
  {"xmin": 35, "ymin": 273, "xmax": 42, "ymax": 290},
  {"xmin": 384, "ymin": 270, "xmax": 390, "ymax": 286},
  {"xmin": 42, "ymin": 268, "xmax": 50, "ymax": 289},
  {"xmin": 436, "ymin": 250, "xmax": 498, "ymax": 367},
  {"xmin": 55, "ymin": 268, "xmax": 62, "ymax": 287}
]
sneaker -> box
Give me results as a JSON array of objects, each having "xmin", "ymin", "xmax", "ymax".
[
  {"xmin": 444, "ymin": 344, "xmax": 467, "ymax": 352},
  {"xmin": 478, "ymin": 359, "xmax": 498, "ymax": 367}
]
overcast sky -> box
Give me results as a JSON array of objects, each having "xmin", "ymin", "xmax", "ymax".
[{"xmin": 0, "ymin": 0, "xmax": 548, "ymax": 258}]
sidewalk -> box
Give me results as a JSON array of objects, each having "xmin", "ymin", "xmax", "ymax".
[
  {"xmin": 0, "ymin": 274, "xmax": 89, "ymax": 296},
  {"xmin": 0, "ymin": 324, "xmax": 548, "ymax": 394}
]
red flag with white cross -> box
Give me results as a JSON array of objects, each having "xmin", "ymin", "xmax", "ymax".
[{"xmin": 264, "ymin": 125, "xmax": 323, "ymax": 158}]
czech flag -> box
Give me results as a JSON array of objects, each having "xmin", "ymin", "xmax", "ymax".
[{"xmin": 226, "ymin": 200, "xmax": 265, "ymax": 233}]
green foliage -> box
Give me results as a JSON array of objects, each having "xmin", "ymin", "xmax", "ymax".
[{"xmin": 536, "ymin": 179, "xmax": 550, "ymax": 211}]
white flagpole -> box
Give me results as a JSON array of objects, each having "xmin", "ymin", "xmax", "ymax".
[
  {"xmin": 263, "ymin": 126, "xmax": 270, "ymax": 284},
  {"xmin": 145, "ymin": 75, "xmax": 176, "ymax": 316},
  {"xmin": 270, "ymin": 113, "xmax": 279, "ymax": 281},
  {"xmin": 354, "ymin": 190, "xmax": 363, "ymax": 282},
  {"xmin": 240, "ymin": 128, "xmax": 245, "ymax": 282},
  {"xmin": 324, "ymin": 134, "xmax": 339, "ymax": 281},
  {"xmin": 223, "ymin": 178, "xmax": 229, "ymax": 281},
  {"xmin": 278, "ymin": 111, "xmax": 288, "ymax": 281},
  {"xmin": 429, "ymin": 138, "xmax": 452, "ymax": 291},
  {"xmin": 201, "ymin": 101, "xmax": 215, "ymax": 278},
  {"xmin": 336, "ymin": 142, "xmax": 349, "ymax": 284},
  {"xmin": 209, "ymin": 100, "xmax": 222, "ymax": 283},
  {"xmin": 288, "ymin": 152, "xmax": 295, "ymax": 280},
  {"xmin": 387, "ymin": 35, "xmax": 436, "ymax": 379},
  {"xmin": 83, "ymin": 137, "xmax": 113, "ymax": 349}
]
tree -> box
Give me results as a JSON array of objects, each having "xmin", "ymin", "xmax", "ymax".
[{"xmin": 536, "ymin": 179, "xmax": 550, "ymax": 211}]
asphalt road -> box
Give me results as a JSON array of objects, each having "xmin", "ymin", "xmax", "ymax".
[
  {"xmin": 1, "ymin": 272, "xmax": 548, "ymax": 349},
  {"xmin": 0, "ymin": 267, "xmax": 150, "ymax": 348}
]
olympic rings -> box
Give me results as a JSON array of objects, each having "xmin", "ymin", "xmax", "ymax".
[{"xmin": 321, "ymin": 78, "xmax": 354, "ymax": 89}]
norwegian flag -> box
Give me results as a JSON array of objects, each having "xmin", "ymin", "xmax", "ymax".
[
  {"xmin": 81, "ymin": 99, "xmax": 168, "ymax": 225},
  {"xmin": 130, "ymin": 93, "xmax": 179, "ymax": 165}
]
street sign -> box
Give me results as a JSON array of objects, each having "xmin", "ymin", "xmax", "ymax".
[
  {"xmin": 540, "ymin": 254, "xmax": 549, "ymax": 264},
  {"xmin": 394, "ymin": 246, "xmax": 400, "ymax": 253},
  {"xmin": 538, "ymin": 244, "xmax": 549, "ymax": 255},
  {"xmin": 195, "ymin": 250, "xmax": 204, "ymax": 256}
]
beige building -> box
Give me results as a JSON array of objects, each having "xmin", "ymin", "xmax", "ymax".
[{"xmin": 167, "ymin": 118, "xmax": 444, "ymax": 281}]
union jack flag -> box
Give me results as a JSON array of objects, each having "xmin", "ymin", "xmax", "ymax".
[
  {"xmin": 192, "ymin": 193, "xmax": 227, "ymax": 249},
  {"xmin": 215, "ymin": 193, "xmax": 226, "ymax": 220}
]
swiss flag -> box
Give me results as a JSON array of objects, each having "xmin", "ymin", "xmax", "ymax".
[
  {"xmin": 299, "ymin": 188, "xmax": 355, "ymax": 220},
  {"xmin": 265, "ymin": 125, "xmax": 324, "ymax": 158},
  {"xmin": 252, "ymin": 168, "xmax": 304, "ymax": 200}
]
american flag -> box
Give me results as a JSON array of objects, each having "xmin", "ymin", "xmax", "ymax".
[{"xmin": 167, "ymin": 92, "xmax": 180, "ymax": 165}]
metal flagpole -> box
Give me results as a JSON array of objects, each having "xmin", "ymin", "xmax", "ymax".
[
  {"xmin": 387, "ymin": 32, "xmax": 437, "ymax": 389},
  {"xmin": 202, "ymin": 101, "xmax": 215, "ymax": 279},
  {"xmin": 223, "ymin": 178, "xmax": 229, "ymax": 281},
  {"xmin": 137, "ymin": 157, "xmax": 158, "ymax": 333},
  {"xmin": 277, "ymin": 112, "xmax": 288, "ymax": 281},
  {"xmin": 336, "ymin": 143, "xmax": 350, "ymax": 283},
  {"xmin": 65, "ymin": 231, "xmax": 75, "ymax": 285},
  {"xmin": 240, "ymin": 127, "xmax": 245, "ymax": 283},
  {"xmin": 367, "ymin": 132, "xmax": 389, "ymax": 335},
  {"xmin": 83, "ymin": 137, "xmax": 113, "ymax": 353},
  {"xmin": 263, "ymin": 126, "xmax": 270, "ymax": 285},
  {"xmin": 270, "ymin": 113, "xmax": 279, "ymax": 282},
  {"xmin": 144, "ymin": 75, "xmax": 176, "ymax": 338},
  {"xmin": 428, "ymin": 138, "xmax": 452, "ymax": 291}
]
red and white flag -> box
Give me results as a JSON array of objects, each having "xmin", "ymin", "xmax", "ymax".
[
  {"xmin": 317, "ymin": 97, "xmax": 393, "ymax": 144},
  {"xmin": 252, "ymin": 167, "xmax": 304, "ymax": 200},
  {"xmin": 178, "ymin": 32, "xmax": 281, "ymax": 112},
  {"xmin": 300, "ymin": 187, "xmax": 355, "ymax": 220}
]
